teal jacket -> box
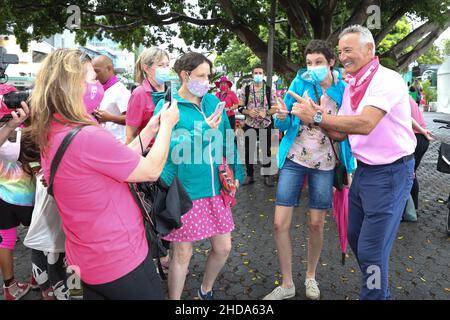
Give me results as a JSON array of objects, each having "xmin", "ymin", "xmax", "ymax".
[
  {"xmin": 274, "ymin": 68, "xmax": 356, "ymax": 173},
  {"xmin": 154, "ymin": 93, "xmax": 244, "ymax": 201}
]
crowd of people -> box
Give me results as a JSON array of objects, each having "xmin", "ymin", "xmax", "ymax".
[{"xmin": 0, "ymin": 24, "xmax": 430, "ymax": 300}]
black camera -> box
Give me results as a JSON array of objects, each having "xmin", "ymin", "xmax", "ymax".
[
  {"xmin": 0, "ymin": 47, "xmax": 19, "ymax": 85},
  {"xmin": 2, "ymin": 90, "xmax": 31, "ymax": 109}
]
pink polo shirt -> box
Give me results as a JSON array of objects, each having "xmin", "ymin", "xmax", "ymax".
[
  {"xmin": 126, "ymin": 80, "xmax": 155, "ymax": 133},
  {"xmin": 41, "ymin": 119, "xmax": 147, "ymax": 285},
  {"xmin": 339, "ymin": 65, "xmax": 416, "ymax": 165}
]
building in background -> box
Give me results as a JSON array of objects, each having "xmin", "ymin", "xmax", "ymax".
[{"xmin": 0, "ymin": 31, "xmax": 135, "ymax": 89}]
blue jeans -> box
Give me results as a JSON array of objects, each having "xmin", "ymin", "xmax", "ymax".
[
  {"xmin": 348, "ymin": 156, "xmax": 414, "ymax": 300},
  {"xmin": 275, "ymin": 159, "xmax": 334, "ymax": 209}
]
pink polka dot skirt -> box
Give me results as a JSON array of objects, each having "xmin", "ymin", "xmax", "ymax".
[{"xmin": 163, "ymin": 195, "xmax": 234, "ymax": 242}]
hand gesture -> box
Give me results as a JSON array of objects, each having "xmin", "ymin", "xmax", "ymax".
[
  {"xmin": 275, "ymin": 97, "xmax": 289, "ymax": 121},
  {"xmin": 289, "ymin": 91, "xmax": 319, "ymax": 124}
]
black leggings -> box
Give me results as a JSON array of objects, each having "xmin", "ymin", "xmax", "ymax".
[
  {"xmin": 31, "ymin": 250, "xmax": 70, "ymax": 300},
  {"xmin": 411, "ymin": 133, "xmax": 430, "ymax": 209},
  {"xmin": 228, "ymin": 115, "xmax": 236, "ymax": 130},
  {"xmin": 82, "ymin": 252, "xmax": 164, "ymax": 300}
]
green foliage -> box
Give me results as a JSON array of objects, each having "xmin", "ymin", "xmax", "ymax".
[
  {"xmin": 1, "ymin": 0, "xmax": 450, "ymax": 76},
  {"xmin": 417, "ymin": 45, "xmax": 443, "ymax": 65},
  {"xmin": 379, "ymin": 57, "xmax": 397, "ymax": 70},
  {"xmin": 442, "ymin": 39, "xmax": 450, "ymax": 56},
  {"xmin": 214, "ymin": 38, "xmax": 259, "ymax": 76},
  {"xmin": 422, "ymin": 80, "xmax": 437, "ymax": 103},
  {"xmin": 377, "ymin": 17, "xmax": 411, "ymax": 55}
]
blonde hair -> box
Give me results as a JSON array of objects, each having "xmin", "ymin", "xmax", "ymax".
[
  {"xmin": 30, "ymin": 49, "xmax": 96, "ymax": 154},
  {"xmin": 135, "ymin": 47, "xmax": 169, "ymax": 84}
]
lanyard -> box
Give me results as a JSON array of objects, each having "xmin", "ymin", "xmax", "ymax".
[{"xmin": 252, "ymin": 85, "xmax": 266, "ymax": 110}]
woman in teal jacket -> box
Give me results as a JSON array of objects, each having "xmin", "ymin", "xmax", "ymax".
[
  {"xmin": 264, "ymin": 40, "xmax": 355, "ymax": 301},
  {"xmin": 154, "ymin": 52, "xmax": 244, "ymax": 300}
]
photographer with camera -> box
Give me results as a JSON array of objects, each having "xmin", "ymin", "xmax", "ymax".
[
  {"xmin": 0, "ymin": 84, "xmax": 39, "ymax": 300},
  {"xmin": 0, "ymin": 86, "xmax": 30, "ymax": 147}
]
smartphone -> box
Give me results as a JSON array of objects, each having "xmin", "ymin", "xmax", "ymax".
[
  {"xmin": 164, "ymin": 81, "xmax": 172, "ymax": 106},
  {"xmin": 212, "ymin": 101, "xmax": 226, "ymax": 117}
]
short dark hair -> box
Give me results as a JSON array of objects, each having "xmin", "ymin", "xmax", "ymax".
[
  {"xmin": 173, "ymin": 52, "xmax": 213, "ymax": 79},
  {"xmin": 304, "ymin": 40, "xmax": 335, "ymax": 64},
  {"xmin": 252, "ymin": 64, "xmax": 264, "ymax": 73}
]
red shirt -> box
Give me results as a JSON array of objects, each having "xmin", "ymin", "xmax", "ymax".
[{"xmin": 215, "ymin": 90, "xmax": 239, "ymax": 117}]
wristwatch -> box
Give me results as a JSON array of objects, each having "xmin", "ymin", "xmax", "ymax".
[{"xmin": 313, "ymin": 111, "xmax": 323, "ymax": 126}]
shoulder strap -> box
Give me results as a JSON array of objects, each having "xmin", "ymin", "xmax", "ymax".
[
  {"xmin": 244, "ymin": 85, "xmax": 251, "ymax": 107},
  {"xmin": 312, "ymin": 85, "xmax": 340, "ymax": 163},
  {"xmin": 48, "ymin": 125, "xmax": 87, "ymax": 197}
]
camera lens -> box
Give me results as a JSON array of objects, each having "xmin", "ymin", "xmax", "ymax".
[{"xmin": 2, "ymin": 90, "xmax": 31, "ymax": 109}]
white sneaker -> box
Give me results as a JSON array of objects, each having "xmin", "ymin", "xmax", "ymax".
[
  {"xmin": 305, "ymin": 278, "xmax": 320, "ymax": 300},
  {"xmin": 263, "ymin": 284, "xmax": 296, "ymax": 300}
]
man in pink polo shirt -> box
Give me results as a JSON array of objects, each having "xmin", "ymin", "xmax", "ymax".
[{"xmin": 290, "ymin": 25, "xmax": 416, "ymax": 300}]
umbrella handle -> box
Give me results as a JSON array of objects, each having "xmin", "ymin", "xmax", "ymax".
[{"xmin": 341, "ymin": 252, "xmax": 346, "ymax": 266}]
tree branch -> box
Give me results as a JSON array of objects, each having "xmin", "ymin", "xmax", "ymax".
[
  {"xmin": 373, "ymin": 7, "xmax": 408, "ymax": 45},
  {"xmin": 327, "ymin": 0, "xmax": 379, "ymax": 45},
  {"xmin": 279, "ymin": 0, "xmax": 311, "ymax": 39},
  {"xmin": 386, "ymin": 17, "xmax": 447, "ymax": 59},
  {"xmin": 395, "ymin": 17, "xmax": 450, "ymax": 70}
]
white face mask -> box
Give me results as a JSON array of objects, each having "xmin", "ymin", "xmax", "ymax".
[{"xmin": 0, "ymin": 128, "xmax": 21, "ymax": 163}]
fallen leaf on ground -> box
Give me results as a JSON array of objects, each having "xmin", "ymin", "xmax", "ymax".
[
  {"xmin": 406, "ymin": 268, "xmax": 413, "ymax": 273},
  {"xmin": 397, "ymin": 236, "xmax": 404, "ymax": 240}
]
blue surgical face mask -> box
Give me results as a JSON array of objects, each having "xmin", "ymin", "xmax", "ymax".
[
  {"xmin": 307, "ymin": 66, "xmax": 329, "ymax": 83},
  {"xmin": 155, "ymin": 67, "xmax": 171, "ymax": 84},
  {"xmin": 253, "ymin": 74, "xmax": 263, "ymax": 84}
]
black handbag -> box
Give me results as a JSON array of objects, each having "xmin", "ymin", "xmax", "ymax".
[
  {"xmin": 128, "ymin": 135, "xmax": 193, "ymax": 279},
  {"xmin": 437, "ymin": 142, "xmax": 450, "ymax": 174}
]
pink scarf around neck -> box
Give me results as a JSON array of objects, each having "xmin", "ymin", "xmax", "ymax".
[
  {"xmin": 346, "ymin": 56, "xmax": 380, "ymax": 111},
  {"xmin": 102, "ymin": 75, "xmax": 119, "ymax": 91}
]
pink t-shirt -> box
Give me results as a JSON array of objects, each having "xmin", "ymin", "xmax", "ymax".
[
  {"xmin": 126, "ymin": 80, "xmax": 155, "ymax": 133},
  {"xmin": 339, "ymin": 65, "xmax": 416, "ymax": 165},
  {"xmin": 41, "ymin": 119, "xmax": 147, "ymax": 285},
  {"xmin": 409, "ymin": 96, "xmax": 427, "ymax": 134}
]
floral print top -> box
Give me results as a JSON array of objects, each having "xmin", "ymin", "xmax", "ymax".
[
  {"xmin": 239, "ymin": 83, "xmax": 276, "ymax": 129},
  {"xmin": 287, "ymin": 93, "xmax": 338, "ymax": 171}
]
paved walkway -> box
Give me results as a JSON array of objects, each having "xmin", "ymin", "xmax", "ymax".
[{"xmin": 2, "ymin": 112, "xmax": 449, "ymax": 300}]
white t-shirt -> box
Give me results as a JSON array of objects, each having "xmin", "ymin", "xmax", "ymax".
[
  {"xmin": 99, "ymin": 81, "xmax": 131, "ymax": 143},
  {"xmin": 24, "ymin": 173, "xmax": 66, "ymax": 253}
]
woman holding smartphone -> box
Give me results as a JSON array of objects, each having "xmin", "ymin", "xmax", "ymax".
[{"xmin": 154, "ymin": 52, "xmax": 244, "ymax": 300}]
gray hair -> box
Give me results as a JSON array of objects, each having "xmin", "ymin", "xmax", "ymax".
[
  {"xmin": 339, "ymin": 25, "xmax": 376, "ymax": 56},
  {"xmin": 135, "ymin": 47, "xmax": 169, "ymax": 84}
]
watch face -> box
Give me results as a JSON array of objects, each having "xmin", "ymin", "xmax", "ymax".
[{"xmin": 313, "ymin": 112, "xmax": 322, "ymax": 124}]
